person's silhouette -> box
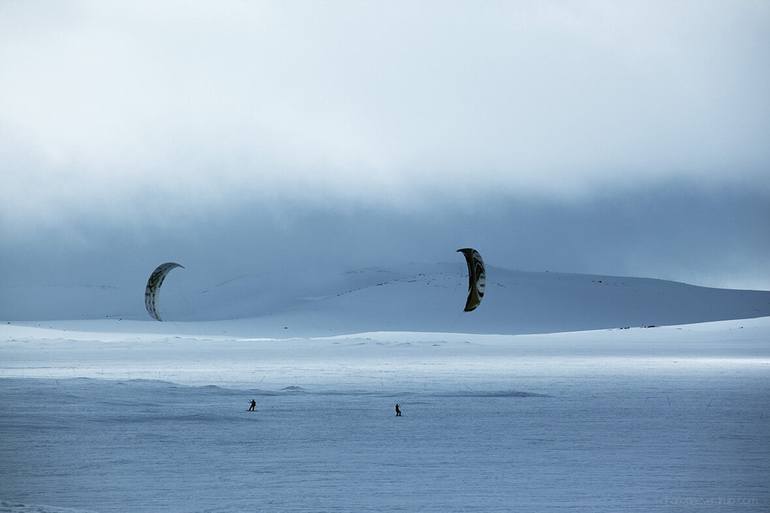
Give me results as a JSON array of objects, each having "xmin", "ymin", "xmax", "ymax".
[
  {"xmin": 248, "ymin": 399, "xmax": 256, "ymax": 411},
  {"xmin": 395, "ymin": 404, "xmax": 401, "ymax": 416}
]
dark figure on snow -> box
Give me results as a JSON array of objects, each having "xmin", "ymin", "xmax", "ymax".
[
  {"xmin": 395, "ymin": 404, "xmax": 401, "ymax": 416},
  {"xmin": 248, "ymin": 399, "xmax": 256, "ymax": 411}
]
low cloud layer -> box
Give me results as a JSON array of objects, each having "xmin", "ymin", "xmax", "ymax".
[{"xmin": 2, "ymin": 182, "xmax": 768, "ymax": 293}]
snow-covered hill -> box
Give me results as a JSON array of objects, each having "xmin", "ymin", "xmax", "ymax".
[{"xmin": 2, "ymin": 263, "xmax": 769, "ymax": 336}]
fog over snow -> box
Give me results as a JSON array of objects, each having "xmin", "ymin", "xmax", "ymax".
[{"xmin": 1, "ymin": 0, "xmax": 769, "ymax": 299}]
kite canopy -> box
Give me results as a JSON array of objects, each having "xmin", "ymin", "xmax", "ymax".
[
  {"xmin": 144, "ymin": 262, "xmax": 184, "ymax": 321},
  {"xmin": 457, "ymin": 248, "xmax": 485, "ymax": 312}
]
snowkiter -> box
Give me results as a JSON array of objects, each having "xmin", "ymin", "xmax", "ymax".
[
  {"xmin": 248, "ymin": 399, "xmax": 256, "ymax": 411},
  {"xmin": 395, "ymin": 404, "xmax": 401, "ymax": 416}
]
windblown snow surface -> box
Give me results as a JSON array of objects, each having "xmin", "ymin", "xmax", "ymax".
[{"xmin": 1, "ymin": 267, "xmax": 769, "ymax": 512}]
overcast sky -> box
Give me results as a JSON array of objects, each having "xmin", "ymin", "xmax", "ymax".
[{"xmin": 1, "ymin": 0, "xmax": 769, "ymax": 291}]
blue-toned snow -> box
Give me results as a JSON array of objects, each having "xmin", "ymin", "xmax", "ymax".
[{"xmin": 1, "ymin": 318, "xmax": 769, "ymax": 512}]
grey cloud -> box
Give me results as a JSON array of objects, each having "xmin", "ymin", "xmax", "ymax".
[
  {"xmin": 1, "ymin": 181, "xmax": 768, "ymax": 294},
  {"xmin": 1, "ymin": 1, "xmax": 769, "ymax": 222},
  {"xmin": 1, "ymin": 1, "xmax": 768, "ymax": 297}
]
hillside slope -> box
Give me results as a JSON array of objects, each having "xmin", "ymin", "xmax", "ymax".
[{"xmin": 2, "ymin": 263, "xmax": 769, "ymax": 336}]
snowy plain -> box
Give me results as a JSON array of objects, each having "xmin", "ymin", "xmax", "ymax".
[{"xmin": 1, "ymin": 266, "xmax": 770, "ymax": 512}]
